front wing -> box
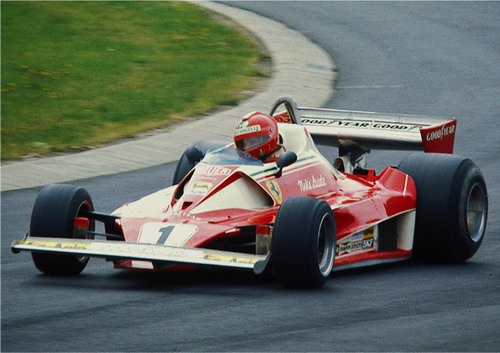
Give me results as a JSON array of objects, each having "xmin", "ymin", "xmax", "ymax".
[{"xmin": 11, "ymin": 237, "xmax": 270, "ymax": 274}]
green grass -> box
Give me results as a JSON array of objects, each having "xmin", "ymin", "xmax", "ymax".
[{"xmin": 1, "ymin": 1, "xmax": 266, "ymax": 160}]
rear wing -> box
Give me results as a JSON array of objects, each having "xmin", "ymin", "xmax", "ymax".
[{"xmin": 270, "ymin": 97, "xmax": 457, "ymax": 154}]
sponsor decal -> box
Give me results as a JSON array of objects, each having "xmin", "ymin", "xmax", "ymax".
[
  {"xmin": 425, "ymin": 124, "xmax": 455, "ymax": 141},
  {"xmin": 197, "ymin": 165, "xmax": 232, "ymax": 176},
  {"xmin": 235, "ymin": 124, "xmax": 261, "ymax": 136},
  {"xmin": 24, "ymin": 240, "xmax": 90, "ymax": 250},
  {"xmin": 362, "ymin": 237, "xmax": 375, "ymax": 249},
  {"xmin": 337, "ymin": 241, "xmax": 364, "ymax": 254},
  {"xmin": 202, "ymin": 253, "xmax": 257, "ymax": 265},
  {"xmin": 273, "ymin": 112, "xmax": 291, "ymax": 123},
  {"xmin": 363, "ymin": 227, "xmax": 375, "ymax": 239},
  {"xmin": 106, "ymin": 242, "xmax": 201, "ymax": 260},
  {"xmin": 297, "ymin": 174, "xmax": 327, "ymax": 192},
  {"xmin": 239, "ymin": 120, "xmax": 250, "ymax": 129},
  {"xmin": 336, "ymin": 227, "xmax": 375, "ymax": 255},
  {"xmin": 186, "ymin": 182, "xmax": 213, "ymax": 196},
  {"xmin": 265, "ymin": 180, "xmax": 283, "ymax": 204},
  {"xmin": 301, "ymin": 117, "xmax": 422, "ymax": 132}
]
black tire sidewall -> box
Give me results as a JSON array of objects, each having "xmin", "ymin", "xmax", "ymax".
[
  {"xmin": 398, "ymin": 154, "xmax": 487, "ymax": 262},
  {"xmin": 272, "ymin": 197, "xmax": 335, "ymax": 288},
  {"xmin": 449, "ymin": 161, "xmax": 488, "ymax": 261},
  {"xmin": 30, "ymin": 184, "xmax": 94, "ymax": 275},
  {"xmin": 30, "ymin": 185, "xmax": 94, "ymax": 238}
]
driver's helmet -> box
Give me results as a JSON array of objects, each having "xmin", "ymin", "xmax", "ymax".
[{"xmin": 234, "ymin": 112, "xmax": 279, "ymax": 160}]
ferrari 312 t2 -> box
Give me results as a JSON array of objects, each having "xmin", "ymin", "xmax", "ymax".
[{"xmin": 11, "ymin": 97, "xmax": 488, "ymax": 288}]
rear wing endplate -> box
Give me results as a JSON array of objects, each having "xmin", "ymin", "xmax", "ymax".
[{"xmin": 270, "ymin": 97, "xmax": 457, "ymax": 154}]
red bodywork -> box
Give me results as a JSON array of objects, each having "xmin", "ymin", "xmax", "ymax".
[{"xmin": 110, "ymin": 122, "xmax": 417, "ymax": 272}]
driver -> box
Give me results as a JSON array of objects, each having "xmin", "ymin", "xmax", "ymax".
[{"xmin": 234, "ymin": 112, "xmax": 284, "ymax": 162}]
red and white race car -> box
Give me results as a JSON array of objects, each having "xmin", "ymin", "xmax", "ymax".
[{"xmin": 11, "ymin": 97, "xmax": 488, "ymax": 288}]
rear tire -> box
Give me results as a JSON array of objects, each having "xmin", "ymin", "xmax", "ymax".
[
  {"xmin": 172, "ymin": 140, "xmax": 226, "ymax": 185},
  {"xmin": 398, "ymin": 153, "xmax": 488, "ymax": 262},
  {"xmin": 272, "ymin": 197, "xmax": 336, "ymax": 288},
  {"xmin": 30, "ymin": 184, "xmax": 95, "ymax": 275}
]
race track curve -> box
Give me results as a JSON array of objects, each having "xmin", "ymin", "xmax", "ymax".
[{"xmin": 2, "ymin": 2, "xmax": 499, "ymax": 351}]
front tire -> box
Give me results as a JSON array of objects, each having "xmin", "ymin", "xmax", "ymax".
[
  {"xmin": 30, "ymin": 184, "xmax": 95, "ymax": 275},
  {"xmin": 398, "ymin": 153, "xmax": 488, "ymax": 263},
  {"xmin": 272, "ymin": 197, "xmax": 336, "ymax": 288}
]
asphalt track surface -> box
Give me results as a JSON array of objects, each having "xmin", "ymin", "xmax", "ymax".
[{"xmin": 2, "ymin": 2, "xmax": 499, "ymax": 352}]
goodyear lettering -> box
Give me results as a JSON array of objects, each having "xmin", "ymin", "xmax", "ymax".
[
  {"xmin": 301, "ymin": 118, "xmax": 421, "ymax": 131},
  {"xmin": 301, "ymin": 118, "xmax": 330, "ymax": 125},
  {"xmin": 372, "ymin": 123, "xmax": 409, "ymax": 130},
  {"xmin": 425, "ymin": 124, "xmax": 455, "ymax": 141}
]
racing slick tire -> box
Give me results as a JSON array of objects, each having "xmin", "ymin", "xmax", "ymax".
[
  {"xmin": 272, "ymin": 197, "xmax": 336, "ymax": 288},
  {"xmin": 398, "ymin": 153, "xmax": 488, "ymax": 263},
  {"xmin": 30, "ymin": 184, "xmax": 95, "ymax": 275},
  {"xmin": 172, "ymin": 140, "xmax": 226, "ymax": 185}
]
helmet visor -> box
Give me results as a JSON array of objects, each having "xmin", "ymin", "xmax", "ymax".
[{"xmin": 235, "ymin": 135, "xmax": 270, "ymax": 151}]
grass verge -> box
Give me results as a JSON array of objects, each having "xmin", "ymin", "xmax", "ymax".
[{"xmin": 1, "ymin": 1, "xmax": 268, "ymax": 160}]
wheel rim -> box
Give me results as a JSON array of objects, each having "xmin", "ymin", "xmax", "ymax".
[
  {"xmin": 466, "ymin": 183, "xmax": 487, "ymax": 243},
  {"xmin": 317, "ymin": 214, "xmax": 335, "ymax": 276}
]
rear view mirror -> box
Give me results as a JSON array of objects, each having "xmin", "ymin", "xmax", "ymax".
[{"xmin": 275, "ymin": 151, "xmax": 297, "ymax": 177}]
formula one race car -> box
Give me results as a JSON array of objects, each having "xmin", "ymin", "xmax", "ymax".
[{"xmin": 11, "ymin": 97, "xmax": 488, "ymax": 288}]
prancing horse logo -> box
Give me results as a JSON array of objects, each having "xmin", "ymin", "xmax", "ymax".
[{"xmin": 265, "ymin": 180, "xmax": 283, "ymax": 204}]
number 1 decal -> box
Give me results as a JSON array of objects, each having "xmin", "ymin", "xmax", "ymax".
[
  {"xmin": 138, "ymin": 222, "xmax": 198, "ymax": 246},
  {"xmin": 157, "ymin": 226, "xmax": 175, "ymax": 245}
]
